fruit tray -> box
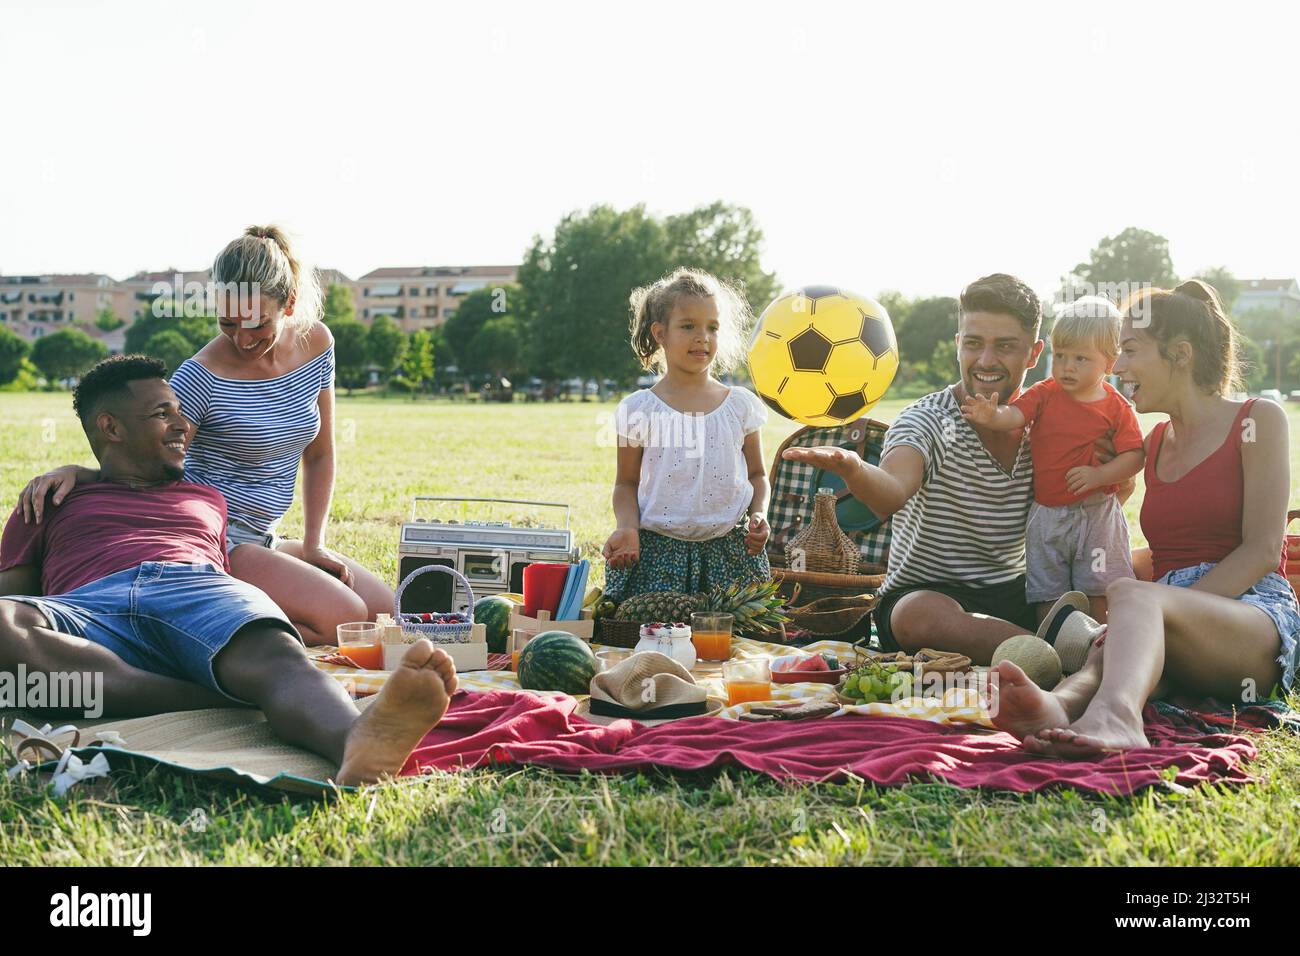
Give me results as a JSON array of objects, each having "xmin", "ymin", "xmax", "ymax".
[{"xmin": 770, "ymin": 653, "xmax": 847, "ymax": 685}]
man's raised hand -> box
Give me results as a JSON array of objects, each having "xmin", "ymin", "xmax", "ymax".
[{"xmin": 780, "ymin": 445, "xmax": 861, "ymax": 476}]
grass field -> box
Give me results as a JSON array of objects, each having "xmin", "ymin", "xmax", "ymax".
[{"xmin": 2, "ymin": 390, "xmax": 1298, "ymax": 866}]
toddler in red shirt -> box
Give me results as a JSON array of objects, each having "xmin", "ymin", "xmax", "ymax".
[{"xmin": 962, "ymin": 297, "xmax": 1145, "ymax": 624}]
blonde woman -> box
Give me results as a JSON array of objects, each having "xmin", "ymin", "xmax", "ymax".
[{"xmin": 20, "ymin": 226, "xmax": 393, "ymax": 644}]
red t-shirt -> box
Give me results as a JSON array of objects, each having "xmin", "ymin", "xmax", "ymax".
[
  {"xmin": 1012, "ymin": 377, "xmax": 1145, "ymax": 507},
  {"xmin": 0, "ymin": 480, "xmax": 231, "ymax": 596},
  {"xmin": 1141, "ymin": 399, "xmax": 1287, "ymax": 582}
]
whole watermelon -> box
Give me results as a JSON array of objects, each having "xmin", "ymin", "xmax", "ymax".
[
  {"xmin": 474, "ymin": 595, "xmax": 515, "ymax": 653},
  {"xmin": 517, "ymin": 631, "xmax": 598, "ymax": 696}
]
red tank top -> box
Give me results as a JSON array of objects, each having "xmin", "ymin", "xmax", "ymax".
[{"xmin": 1141, "ymin": 399, "xmax": 1286, "ymax": 582}]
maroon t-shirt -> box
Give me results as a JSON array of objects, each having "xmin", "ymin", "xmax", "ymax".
[{"xmin": 0, "ymin": 480, "xmax": 231, "ymax": 596}]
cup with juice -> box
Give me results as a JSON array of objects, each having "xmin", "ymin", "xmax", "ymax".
[
  {"xmin": 691, "ymin": 612, "xmax": 734, "ymax": 662},
  {"xmin": 337, "ymin": 622, "xmax": 385, "ymax": 670},
  {"xmin": 722, "ymin": 658, "xmax": 772, "ymax": 707}
]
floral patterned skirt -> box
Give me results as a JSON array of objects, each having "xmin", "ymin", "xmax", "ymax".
[{"xmin": 603, "ymin": 524, "xmax": 771, "ymax": 601}]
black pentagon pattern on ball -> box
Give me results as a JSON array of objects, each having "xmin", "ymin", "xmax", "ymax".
[
  {"xmin": 826, "ymin": 390, "xmax": 869, "ymax": 422},
  {"xmin": 859, "ymin": 309, "xmax": 895, "ymax": 360},
  {"xmin": 759, "ymin": 392, "xmax": 795, "ymax": 421},
  {"xmin": 799, "ymin": 285, "xmax": 841, "ymax": 300},
  {"xmin": 788, "ymin": 327, "xmax": 834, "ymax": 372}
]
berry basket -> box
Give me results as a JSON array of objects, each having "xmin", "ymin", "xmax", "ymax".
[{"xmin": 394, "ymin": 564, "xmax": 477, "ymax": 644}]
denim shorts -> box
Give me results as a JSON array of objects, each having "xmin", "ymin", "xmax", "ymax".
[
  {"xmin": 4, "ymin": 561, "xmax": 301, "ymax": 703},
  {"xmin": 225, "ymin": 518, "xmax": 282, "ymax": 555},
  {"xmin": 1159, "ymin": 562, "xmax": 1300, "ymax": 693}
]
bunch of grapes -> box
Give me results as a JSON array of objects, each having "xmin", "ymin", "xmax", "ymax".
[{"xmin": 840, "ymin": 659, "xmax": 914, "ymax": 703}]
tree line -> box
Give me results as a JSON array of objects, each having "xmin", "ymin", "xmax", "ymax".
[{"xmin": 0, "ymin": 220, "xmax": 1294, "ymax": 397}]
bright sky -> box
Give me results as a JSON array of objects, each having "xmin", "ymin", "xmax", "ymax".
[{"xmin": 2, "ymin": 0, "xmax": 1296, "ymax": 302}]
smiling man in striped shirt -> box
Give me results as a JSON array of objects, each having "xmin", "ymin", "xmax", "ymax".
[{"xmin": 785, "ymin": 274, "xmax": 1132, "ymax": 665}]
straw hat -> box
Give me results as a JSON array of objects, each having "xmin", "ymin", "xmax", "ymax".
[
  {"xmin": 576, "ymin": 652, "xmax": 722, "ymax": 726},
  {"xmin": 1036, "ymin": 591, "xmax": 1106, "ymax": 674}
]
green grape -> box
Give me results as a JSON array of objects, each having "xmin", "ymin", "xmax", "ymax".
[{"xmin": 845, "ymin": 675, "xmax": 860, "ymax": 694}]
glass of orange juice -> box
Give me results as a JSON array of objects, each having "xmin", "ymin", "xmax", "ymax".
[
  {"xmin": 722, "ymin": 658, "xmax": 771, "ymax": 707},
  {"xmin": 337, "ymin": 622, "xmax": 385, "ymax": 670},
  {"xmin": 691, "ymin": 612, "xmax": 734, "ymax": 662}
]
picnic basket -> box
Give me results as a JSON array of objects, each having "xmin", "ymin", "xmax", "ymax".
[
  {"xmin": 767, "ymin": 415, "xmax": 892, "ymax": 604},
  {"xmin": 784, "ymin": 592, "xmax": 878, "ymax": 642},
  {"xmin": 595, "ymin": 618, "xmax": 643, "ymax": 649},
  {"xmin": 393, "ymin": 564, "xmax": 477, "ymax": 643}
]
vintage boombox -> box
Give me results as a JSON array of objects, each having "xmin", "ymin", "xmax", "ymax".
[{"xmin": 397, "ymin": 497, "xmax": 578, "ymax": 614}]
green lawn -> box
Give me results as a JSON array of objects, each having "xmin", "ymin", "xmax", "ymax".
[{"xmin": 1, "ymin": 390, "xmax": 1298, "ymax": 866}]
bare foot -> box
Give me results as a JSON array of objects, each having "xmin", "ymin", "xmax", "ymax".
[
  {"xmin": 988, "ymin": 660, "xmax": 1071, "ymax": 741},
  {"xmin": 1024, "ymin": 705, "xmax": 1149, "ymax": 759},
  {"xmin": 336, "ymin": 640, "xmax": 457, "ymax": 785}
]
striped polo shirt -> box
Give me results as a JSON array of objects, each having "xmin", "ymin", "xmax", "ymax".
[
  {"xmin": 879, "ymin": 386, "xmax": 1033, "ymax": 597},
  {"xmin": 168, "ymin": 346, "xmax": 335, "ymax": 535}
]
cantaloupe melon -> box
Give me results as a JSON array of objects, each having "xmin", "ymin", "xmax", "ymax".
[{"xmin": 991, "ymin": 635, "xmax": 1062, "ymax": 690}]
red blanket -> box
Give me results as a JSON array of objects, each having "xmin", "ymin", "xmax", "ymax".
[{"xmin": 401, "ymin": 690, "xmax": 1265, "ymax": 795}]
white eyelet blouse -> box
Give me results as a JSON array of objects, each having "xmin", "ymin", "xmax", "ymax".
[{"xmin": 614, "ymin": 386, "xmax": 768, "ymax": 541}]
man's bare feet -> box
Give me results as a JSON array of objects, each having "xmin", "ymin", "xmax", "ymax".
[
  {"xmin": 336, "ymin": 640, "xmax": 457, "ymax": 786},
  {"xmin": 988, "ymin": 660, "xmax": 1071, "ymax": 741},
  {"xmin": 1023, "ymin": 704, "xmax": 1149, "ymax": 759}
]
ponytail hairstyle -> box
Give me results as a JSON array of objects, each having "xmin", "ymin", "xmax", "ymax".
[
  {"xmin": 1120, "ymin": 278, "xmax": 1243, "ymax": 396},
  {"xmin": 211, "ymin": 225, "xmax": 322, "ymax": 338},
  {"xmin": 628, "ymin": 267, "xmax": 752, "ymax": 374}
]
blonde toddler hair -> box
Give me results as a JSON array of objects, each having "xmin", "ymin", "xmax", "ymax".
[{"xmin": 1051, "ymin": 295, "xmax": 1122, "ymax": 360}]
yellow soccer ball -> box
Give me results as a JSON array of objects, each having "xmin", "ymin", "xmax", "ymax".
[{"xmin": 747, "ymin": 285, "xmax": 899, "ymax": 427}]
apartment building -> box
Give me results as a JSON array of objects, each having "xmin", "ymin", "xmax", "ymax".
[
  {"xmin": 0, "ymin": 273, "xmax": 134, "ymax": 345},
  {"xmin": 1236, "ymin": 278, "xmax": 1300, "ymax": 317},
  {"xmin": 353, "ymin": 265, "xmax": 518, "ymax": 332},
  {"xmin": 0, "ymin": 263, "xmax": 509, "ymax": 350}
]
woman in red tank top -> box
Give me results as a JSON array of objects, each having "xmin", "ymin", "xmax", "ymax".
[{"xmin": 990, "ymin": 281, "xmax": 1298, "ymax": 757}]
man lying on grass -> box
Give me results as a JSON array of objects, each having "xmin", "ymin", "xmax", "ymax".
[{"xmin": 0, "ymin": 355, "xmax": 454, "ymax": 785}]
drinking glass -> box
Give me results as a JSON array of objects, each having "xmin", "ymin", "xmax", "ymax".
[
  {"xmin": 722, "ymin": 658, "xmax": 772, "ymax": 706},
  {"xmin": 337, "ymin": 622, "xmax": 385, "ymax": 670},
  {"xmin": 691, "ymin": 612, "xmax": 734, "ymax": 662}
]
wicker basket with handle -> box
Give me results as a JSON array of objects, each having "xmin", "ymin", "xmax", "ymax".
[{"xmin": 393, "ymin": 564, "xmax": 477, "ymax": 644}]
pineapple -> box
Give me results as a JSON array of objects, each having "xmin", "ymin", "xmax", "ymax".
[
  {"xmin": 613, "ymin": 580, "xmax": 790, "ymax": 636},
  {"xmin": 694, "ymin": 579, "xmax": 790, "ymax": 637},
  {"xmin": 613, "ymin": 591, "xmax": 699, "ymax": 624}
]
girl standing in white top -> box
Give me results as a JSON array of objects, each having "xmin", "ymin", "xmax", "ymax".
[{"xmin": 602, "ymin": 268, "xmax": 771, "ymax": 601}]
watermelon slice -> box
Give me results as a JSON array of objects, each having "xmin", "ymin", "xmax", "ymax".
[{"xmin": 792, "ymin": 654, "xmax": 830, "ymax": 673}]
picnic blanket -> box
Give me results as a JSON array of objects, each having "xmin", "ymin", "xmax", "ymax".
[
  {"xmin": 5, "ymin": 638, "xmax": 1293, "ymax": 798},
  {"xmin": 398, "ymin": 688, "xmax": 1281, "ymax": 795}
]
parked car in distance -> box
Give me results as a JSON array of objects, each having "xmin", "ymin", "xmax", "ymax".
[{"xmin": 1260, "ymin": 389, "xmax": 1284, "ymax": 404}]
